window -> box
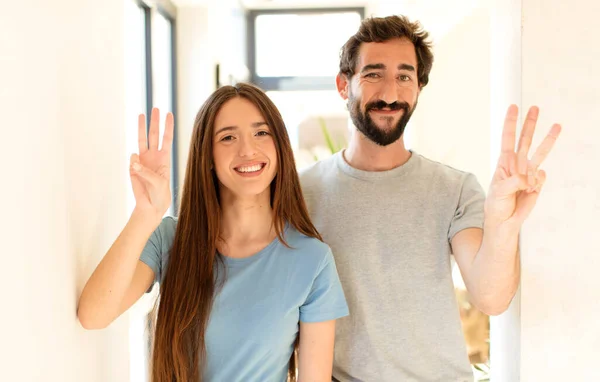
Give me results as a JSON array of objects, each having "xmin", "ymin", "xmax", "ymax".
[
  {"xmin": 125, "ymin": 0, "xmax": 148, "ymax": 216},
  {"xmin": 247, "ymin": 8, "xmax": 363, "ymax": 169},
  {"xmin": 248, "ymin": 8, "xmax": 364, "ymax": 91},
  {"xmin": 150, "ymin": 7, "xmax": 178, "ymax": 215},
  {"xmin": 125, "ymin": 2, "xmax": 177, "ymax": 381},
  {"xmin": 126, "ymin": 1, "xmax": 178, "ymax": 216}
]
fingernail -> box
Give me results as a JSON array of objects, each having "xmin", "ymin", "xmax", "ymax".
[{"xmin": 132, "ymin": 162, "xmax": 141, "ymax": 171}]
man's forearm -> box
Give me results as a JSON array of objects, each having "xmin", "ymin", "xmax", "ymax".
[{"xmin": 470, "ymin": 222, "xmax": 521, "ymax": 315}]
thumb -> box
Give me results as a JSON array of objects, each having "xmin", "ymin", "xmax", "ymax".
[
  {"xmin": 130, "ymin": 154, "xmax": 163, "ymax": 187},
  {"xmin": 507, "ymin": 170, "xmax": 547, "ymax": 223},
  {"xmin": 511, "ymin": 188, "xmax": 542, "ymax": 223},
  {"xmin": 492, "ymin": 174, "xmax": 529, "ymax": 197}
]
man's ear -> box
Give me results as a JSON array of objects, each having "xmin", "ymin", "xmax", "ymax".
[{"xmin": 336, "ymin": 73, "xmax": 350, "ymax": 100}]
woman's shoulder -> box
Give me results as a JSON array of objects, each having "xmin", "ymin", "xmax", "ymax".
[
  {"xmin": 153, "ymin": 215, "xmax": 178, "ymax": 248},
  {"xmin": 159, "ymin": 215, "xmax": 178, "ymax": 229},
  {"xmin": 280, "ymin": 224, "xmax": 333, "ymax": 266}
]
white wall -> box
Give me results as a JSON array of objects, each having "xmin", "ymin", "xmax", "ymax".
[
  {"xmin": 176, "ymin": 0, "xmax": 247, "ymax": 189},
  {"xmin": 518, "ymin": 0, "xmax": 600, "ymax": 380},
  {"xmin": 1, "ymin": 1, "xmax": 131, "ymax": 381},
  {"xmin": 176, "ymin": 5, "xmax": 214, "ymax": 190},
  {"xmin": 372, "ymin": 0, "xmax": 492, "ymax": 186}
]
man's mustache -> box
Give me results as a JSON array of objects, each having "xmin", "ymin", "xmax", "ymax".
[{"xmin": 365, "ymin": 100, "xmax": 410, "ymax": 112}]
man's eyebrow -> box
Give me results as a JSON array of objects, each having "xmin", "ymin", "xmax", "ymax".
[
  {"xmin": 398, "ymin": 63, "xmax": 416, "ymax": 72},
  {"xmin": 360, "ymin": 63, "xmax": 386, "ymax": 73},
  {"xmin": 360, "ymin": 63, "xmax": 416, "ymax": 73}
]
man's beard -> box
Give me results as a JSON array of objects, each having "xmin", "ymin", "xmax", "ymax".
[{"xmin": 348, "ymin": 95, "xmax": 417, "ymax": 146}]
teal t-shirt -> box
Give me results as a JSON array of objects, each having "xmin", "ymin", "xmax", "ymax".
[{"xmin": 139, "ymin": 217, "xmax": 349, "ymax": 382}]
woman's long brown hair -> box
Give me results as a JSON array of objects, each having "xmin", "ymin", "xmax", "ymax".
[{"xmin": 150, "ymin": 83, "xmax": 322, "ymax": 381}]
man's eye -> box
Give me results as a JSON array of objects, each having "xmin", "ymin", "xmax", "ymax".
[
  {"xmin": 365, "ymin": 73, "xmax": 380, "ymax": 78},
  {"xmin": 399, "ymin": 75, "xmax": 412, "ymax": 81}
]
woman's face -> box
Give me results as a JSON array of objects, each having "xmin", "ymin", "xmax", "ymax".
[{"xmin": 212, "ymin": 97, "xmax": 278, "ymax": 201}]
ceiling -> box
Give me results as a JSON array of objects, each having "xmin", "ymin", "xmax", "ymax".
[{"xmin": 171, "ymin": 0, "xmax": 370, "ymax": 9}]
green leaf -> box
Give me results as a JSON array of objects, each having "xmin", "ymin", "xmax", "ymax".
[{"xmin": 319, "ymin": 117, "xmax": 338, "ymax": 154}]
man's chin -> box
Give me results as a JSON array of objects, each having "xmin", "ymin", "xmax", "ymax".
[
  {"xmin": 368, "ymin": 135, "xmax": 403, "ymax": 147},
  {"xmin": 371, "ymin": 121, "xmax": 398, "ymax": 133}
]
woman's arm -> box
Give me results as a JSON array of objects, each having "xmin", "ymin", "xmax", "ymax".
[
  {"xmin": 77, "ymin": 209, "xmax": 159, "ymax": 329},
  {"xmin": 297, "ymin": 320, "xmax": 336, "ymax": 382},
  {"xmin": 77, "ymin": 109, "xmax": 173, "ymax": 329}
]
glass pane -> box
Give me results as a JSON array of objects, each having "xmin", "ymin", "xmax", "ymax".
[
  {"xmin": 151, "ymin": 11, "xmax": 175, "ymax": 216},
  {"xmin": 124, "ymin": 1, "xmax": 147, "ymax": 215},
  {"xmin": 152, "ymin": 11, "xmax": 173, "ymax": 120},
  {"xmin": 255, "ymin": 12, "xmax": 362, "ymax": 77}
]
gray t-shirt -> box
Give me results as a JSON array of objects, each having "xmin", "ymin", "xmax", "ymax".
[{"xmin": 299, "ymin": 150, "xmax": 485, "ymax": 382}]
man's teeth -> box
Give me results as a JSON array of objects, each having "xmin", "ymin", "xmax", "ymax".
[{"xmin": 237, "ymin": 164, "xmax": 263, "ymax": 173}]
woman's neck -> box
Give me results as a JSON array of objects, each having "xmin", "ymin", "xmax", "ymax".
[{"xmin": 218, "ymin": 189, "xmax": 275, "ymax": 257}]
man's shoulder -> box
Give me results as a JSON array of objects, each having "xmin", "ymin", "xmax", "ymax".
[
  {"xmin": 298, "ymin": 153, "xmax": 339, "ymax": 187},
  {"xmin": 413, "ymin": 152, "xmax": 477, "ymax": 185}
]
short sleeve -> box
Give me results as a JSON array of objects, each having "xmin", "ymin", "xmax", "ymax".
[
  {"xmin": 448, "ymin": 173, "xmax": 486, "ymax": 242},
  {"xmin": 300, "ymin": 249, "xmax": 349, "ymax": 323},
  {"xmin": 139, "ymin": 216, "xmax": 177, "ymax": 293}
]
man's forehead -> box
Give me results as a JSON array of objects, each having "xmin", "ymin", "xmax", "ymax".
[{"xmin": 356, "ymin": 38, "xmax": 417, "ymax": 69}]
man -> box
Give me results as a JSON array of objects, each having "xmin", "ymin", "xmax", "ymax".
[{"xmin": 299, "ymin": 15, "xmax": 561, "ymax": 381}]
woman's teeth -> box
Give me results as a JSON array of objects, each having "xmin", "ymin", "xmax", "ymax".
[{"xmin": 236, "ymin": 164, "xmax": 263, "ymax": 173}]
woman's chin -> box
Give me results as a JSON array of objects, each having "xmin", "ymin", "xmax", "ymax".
[{"xmin": 221, "ymin": 185, "xmax": 272, "ymax": 202}]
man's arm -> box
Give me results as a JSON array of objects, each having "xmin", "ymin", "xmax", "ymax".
[
  {"xmin": 452, "ymin": 104, "xmax": 560, "ymax": 315},
  {"xmin": 452, "ymin": 227, "xmax": 520, "ymax": 315}
]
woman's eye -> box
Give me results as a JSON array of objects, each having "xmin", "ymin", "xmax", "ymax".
[
  {"xmin": 221, "ymin": 135, "xmax": 234, "ymax": 141},
  {"xmin": 256, "ymin": 131, "xmax": 270, "ymax": 137}
]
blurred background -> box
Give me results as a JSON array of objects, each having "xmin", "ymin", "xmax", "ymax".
[{"xmin": 2, "ymin": 0, "xmax": 599, "ymax": 381}]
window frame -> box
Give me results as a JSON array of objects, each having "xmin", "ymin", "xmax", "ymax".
[
  {"xmin": 246, "ymin": 7, "xmax": 365, "ymax": 91},
  {"xmin": 137, "ymin": 0, "xmax": 179, "ymax": 213}
]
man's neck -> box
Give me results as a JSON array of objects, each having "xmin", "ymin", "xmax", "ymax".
[{"xmin": 344, "ymin": 131, "xmax": 412, "ymax": 171}]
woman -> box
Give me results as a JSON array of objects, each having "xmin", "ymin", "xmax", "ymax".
[{"xmin": 77, "ymin": 83, "xmax": 349, "ymax": 381}]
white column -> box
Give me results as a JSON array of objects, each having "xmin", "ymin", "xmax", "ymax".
[
  {"xmin": 490, "ymin": 0, "xmax": 600, "ymax": 381},
  {"xmin": 519, "ymin": 0, "xmax": 600, "ymax": 380},
  {"xmin": 489, "ymin": 0, "xmax": 522, "ymax": 381}
]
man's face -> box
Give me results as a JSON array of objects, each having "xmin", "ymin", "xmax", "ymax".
[{"xmin": 338, "ymin": 38, "xmax": 421, "ymax": 146}]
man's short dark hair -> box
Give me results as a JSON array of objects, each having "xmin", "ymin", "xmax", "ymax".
[{"xmin": 339, "ymin": 15, "xmax": 434, "ymax": 88}]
